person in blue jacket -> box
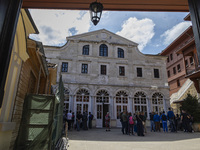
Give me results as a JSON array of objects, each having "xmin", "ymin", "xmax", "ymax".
[
  {"xmin": 160, "ymin": 111, "xmax": 168, "ymax": 132},
  {"xmin": 153, "ymin": 112, "xmax": 160, "ymax": 132},
  {"xmin": 167, "ymin": 107, "xmax": 176, "ymax": 132}
]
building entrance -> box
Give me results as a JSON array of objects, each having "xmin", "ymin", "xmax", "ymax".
[{"xmin": 103, "ymin": 104, "xmax": 109, "ymax": 127}]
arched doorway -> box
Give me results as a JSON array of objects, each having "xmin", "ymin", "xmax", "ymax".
[
  {"xmin": 95, "ymin": 90, "xmax": 109, "ymax": 128},
  {"xmin": 75, "ymin": 89, "xmax": 90, "ymax": 115},
  {"xmin": 151, "ymin": 92, "xmax": 164, "ymax": 115},
  {"xmin": 115, "ymin": 91, "xmax": 128, "ymax": 127},
  {"xmin": 133, "ymin": 91, "xmax": 147, "ymax": 117}
]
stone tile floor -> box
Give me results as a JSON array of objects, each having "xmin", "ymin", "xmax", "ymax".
[{"xmin": 68, "ymin": 128, "xmax": 200, "ymax": 150}]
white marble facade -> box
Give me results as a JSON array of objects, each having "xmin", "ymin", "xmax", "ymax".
[{"xmin": 44, "ymin": 29, "xmax": 170, "ymax": 127}]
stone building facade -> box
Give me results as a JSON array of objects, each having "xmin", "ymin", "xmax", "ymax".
[{"xmin": 44, "ymin": 29, "xmax": 170, "ymax": 127}]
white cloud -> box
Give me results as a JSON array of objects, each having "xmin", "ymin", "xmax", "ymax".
[
  {"xmin": 116, "ymin": 17, "xmax": 155, "ymax": 51},
  {"xmin": 29, "ymin": 9, "xmax": 91, "ymax": 46},
  {"xmin": 161, "ymin": 22, "xmax": 192, "ymax": 45}
]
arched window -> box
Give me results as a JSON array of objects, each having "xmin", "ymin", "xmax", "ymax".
[
  {"xmin": 99, "ymin": 44, "xmax": 108, "ymax": 56},
  {"xmin": 82, "ymin": 45, "xmax": 89, "ymax": 55},
  {"xmin": 152, "ymin": 93, "xmax": 164, "ymax": 114},
  {"xmin": 134, "ymin": 92, "xmax": 147, "ymax": 116},
  {"xmin": 64, "ymin": 88, "xmax": 70, "ymax": 112},
  {"xmin": 96, "ymin": 90, "xmax": 109, "ymax": 103},
  {"xmin": 116, "ymin": 91, "xmax": 128, "ymax": 119},
  {"xmin": 76, "ymin": 89, "xmax": 90, "ymax": 114},
  {"xmin": 118, "ymin": 48, "xmax": 124, "ymax": 58}
]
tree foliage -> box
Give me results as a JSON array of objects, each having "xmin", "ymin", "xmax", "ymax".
[{"xmin": 181, "ymin": 94, "xmax": 200, "ymax": 122}]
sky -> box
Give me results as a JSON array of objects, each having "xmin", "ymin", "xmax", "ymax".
[{"xmin": 29, "ymin": 9, "xmax": 191, "ymax": 54}]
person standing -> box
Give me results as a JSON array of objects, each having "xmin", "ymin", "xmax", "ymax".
[
  {"xmin": 105, "ymin": 112, "xmax": 111, "ymax": 131},
  {"xmin": 121, "ymin": 110, "xmax": 128, "ymax": 134},
  {"xmin": 88, "ymin": 112, "xmax": 93, "ymax": 129},
  {"xmin": 76, "ymin": 111, "xmax": 82, "ymax": 131},
  {"xmin": 150, "ymin": 112, "xmax": 155, "ymax": 132},
  {"xmin": 160, "ymin": 111, "xmax": 168, "ymax": 132},
  {"xmin": 128, "ymin": 113, "xmax": 134, "ymax": 135},
  {"xmin": 141, "ymin": 112, "xmax": 147, "ymax": 134},
  {"xmin": 136, "ymin": 112, "xmax": 144, "ymax": 136},
  {"xmin": 153, "ymin": 112, "xmax": 160, "ymax": 132},
  {"xmin": 67, "ymin": 110, "xmax": 72, "ymax": 130},
  {"xmin": 181, "ymin": 110, "xmax": 190, "ymax": 132},
  {"xmin": 167, "ymin": 108, "xmax": 176, "ymax": 132},
  {"xmin": 82, "ymin": 112, "xmax": 88, "ymax": 130},
  {"xmin": 71, "ymin": 112, "xmax": 75, "ymax": 130}
]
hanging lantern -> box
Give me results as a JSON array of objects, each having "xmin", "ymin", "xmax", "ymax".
[{"xmin": 89, "ymin": 1, "xmax": 103, "ymax": 26}]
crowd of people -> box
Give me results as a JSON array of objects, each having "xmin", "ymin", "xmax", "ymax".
[
  {"xmin": 63, "ymin": 108, "xmax": 194, "ymax": 135},
  {"xmin": 119, "ymin": 107, "xmax": 194, "ymax": 136},
  {"xmin": 63, "ymin": 110, "xmax": 94, "ymax": 132},
  {"xmin": 148, "ymin": 108, "xmax": 194, "ymax": 134}
]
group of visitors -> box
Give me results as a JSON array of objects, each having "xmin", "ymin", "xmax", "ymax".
[
  {"xmin": 63, "ymin": 108, "xmax": 194, "ymax": 134},
  {"xmin": 63, "ymin": 110, "xmax": 94, "ymax": 132},
  {"xmin": 149, "ymin": 108, "xmax": 194, "ymax": 133},
  {"xmin": 120, "ymin": 110, "xmax": 146, "ymax": 136}
]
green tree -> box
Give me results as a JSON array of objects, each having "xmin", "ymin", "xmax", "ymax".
[{"xmin": 181, "ymin": 94, "xmax": 200, "ymax": 122}]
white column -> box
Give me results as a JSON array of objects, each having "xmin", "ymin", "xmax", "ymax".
[
  {"xmin": 90, "ymin": 96, "xmax": 94, "ymax": 114},
  {"xmin": 128, "ymin": 97, "xmax": 133, "ymax": 113},
  {"xmin": 132, "ymin": 97, "xmax": 135, "ymax": 113},
  {"xmin": 69, "ymin": 95, "xmax": 73, "ymax": 112},
  {"xmin": 146, "ymin": 98, "xmax": 150, "ymax": 119},
  {"xmin": 163, "ymin": 98, "xmax": 167, "ymax": 113},
  {"xmin": 109, "ymin": 96, "xmax": 114, "ymax": 119}
]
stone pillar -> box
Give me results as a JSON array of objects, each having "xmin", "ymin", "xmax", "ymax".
[
  {"xmin": 128, "ymin": 97, "xmax": 133, "ymax": 113},
  {"xmin": 163, "ymin": 98, "xmax": 167, "ymax": 113},
  {"xmin": 146, "ymin": 98, "xmax": 150, "ymax": 119},
  {"xmin": 90, "ymin": 96, "xmax": 94, "ymax": 114},
  {"xmin": 109, "ymin": 96, "xmax": 114, "ymax": 119},
  {"xmin": 69, "ymin": 95, "xmax": 74, "ymax": 112}
]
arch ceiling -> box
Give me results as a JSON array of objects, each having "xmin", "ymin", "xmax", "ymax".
[{"xmin": 22, "ymin": 0, "xmax": 189, "ymax": 12}]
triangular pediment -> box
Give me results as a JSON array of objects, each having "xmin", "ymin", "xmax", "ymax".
[{"xmin": 66, "ymin": 29, "xmax": 138, "ymax": 47}]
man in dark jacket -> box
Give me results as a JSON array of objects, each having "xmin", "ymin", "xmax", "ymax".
[
  {"xmin": 150, "ymin": 112, "xmax": 155, "ymax": 132},
  {"xmin": 167, "ymin": 108, "xmax": 176, "ymax": 132}
]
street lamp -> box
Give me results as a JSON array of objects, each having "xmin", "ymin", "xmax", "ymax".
[{"xmin": 89, "ymin": 0, "xmax": 103, "ymax": 25}]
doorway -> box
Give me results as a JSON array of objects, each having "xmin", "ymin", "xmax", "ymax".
[{"xmin": 103, "ymin": 104, "xmax": 109, "ymax": 127}]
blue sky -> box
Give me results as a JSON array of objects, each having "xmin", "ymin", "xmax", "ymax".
[{"xmin": 29, "ymin": 9, "xmax": 191, "ymax": 54}]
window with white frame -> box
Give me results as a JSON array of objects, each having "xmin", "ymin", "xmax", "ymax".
[
  {"xmin": 76, "ymin": 89, "xmax": 90, "ymax": 114},
  {"xmin": 116, "ymin": 91, "xmax": 128, "ymax": 119},
  {"xmin": 134, "ymin": 92, "xmax": 147, "ymax": 116},
  {"xmin": 151, "ymin": 92, "xmax": 164, "ymax": 115},
  {"xmin": 96, "ymin": 90, "xmax": 109, "ymax": 103},
  {"xmin": 96, "ymin": 90, "xmax": 109, "ymax": 119}
]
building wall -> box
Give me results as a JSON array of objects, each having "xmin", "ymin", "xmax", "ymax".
[
  {"xmin": 161, "ymin": 27, "xmax": 194, "ymax": 97},
  {"xmin": 0, "ymin": 9, "xmax": 36, "ymax": 150},
  {"xmin": 44, "ymin": 29, "xmax": 170, "ymax": 127},
  {"xmin": 8, "ymin": 39, "xmax": 50, "ymax": 150}
]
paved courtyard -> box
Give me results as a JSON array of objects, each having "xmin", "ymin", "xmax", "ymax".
[{"xmin": 68, "ymin": 128, "xmax": 200, "ymax": 150}]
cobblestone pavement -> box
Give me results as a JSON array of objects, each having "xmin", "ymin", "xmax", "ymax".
[{"xmin": 68, "ymin": 128, "xmax": 200, "ymax": 150}]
